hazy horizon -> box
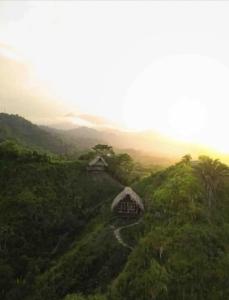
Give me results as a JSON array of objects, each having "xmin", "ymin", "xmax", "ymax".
[{"xmin": 1, "ymin": 1, "xmax": 229, "ymax": 155}]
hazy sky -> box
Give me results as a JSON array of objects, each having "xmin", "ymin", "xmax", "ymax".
[{"xmin": 1, "ymin": 1, "xmax": 229, "ymax": 152}]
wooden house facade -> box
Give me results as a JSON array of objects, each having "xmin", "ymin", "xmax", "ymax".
[{"xmin": 111, "ymin": 187, "xmax": 144, "ymax": 216}]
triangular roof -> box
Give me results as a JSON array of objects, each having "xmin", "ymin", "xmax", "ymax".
[
  {"xmin": 88, "ymin": 155, "xmax": 108, "ymax": 167},
  {"xmin": 111, "ymin": 187, "xmax": 144, "ymax": 211}
]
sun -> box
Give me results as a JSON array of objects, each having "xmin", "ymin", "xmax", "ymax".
[
  {"xmin": 167, "ymin": 98, "xmax": 208, "ymax": 143},
  {"xmin": 122, "ymin": 54, "xmax": 229, "ymax": 153}
]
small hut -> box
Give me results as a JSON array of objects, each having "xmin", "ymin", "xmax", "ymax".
[
  {"xmin": 111, "ymin": 187, "xmax": 144, "ymax": 216},
  {"xmin": 87, "ymin": 156, "xmax": 108, "ymax": 172}
]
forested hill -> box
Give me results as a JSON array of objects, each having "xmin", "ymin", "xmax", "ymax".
[
  {"xmin": 0, "ymin": 142, "xmax": 229, "ymax": 299},
  {"xmin": 0, "ymin": 113, "xmax": 75, "ymax": 154},
  {"xmin": 0, "ymin": 147, "xmax": 125, "ymax": 300},
  {"xmin": 0, "ymin": 114, "xmax": 172, "ymax": 165}
]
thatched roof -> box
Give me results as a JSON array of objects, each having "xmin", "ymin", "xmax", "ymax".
[
  {"xmin": 88, "ymin": 155, "xmax": 108, "ymax": 167},
  {"xmin": 111, "ymin": 187, "xmax": 144, "ymax": 211}
]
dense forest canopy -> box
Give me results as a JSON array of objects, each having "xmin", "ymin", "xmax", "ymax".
[{"xmin": 0, "ymin": 114, "xmax": 229, "ymax": 300}]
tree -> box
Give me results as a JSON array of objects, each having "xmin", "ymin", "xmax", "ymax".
[
  {"xmin": 181, "ymin": 154, "xmax": 192, "ymax": 164},
  {"xmin": 0, "ymin": 140, "xmax": 21, "ymax": 159},
  {"xmin": 92, "ymin": 144, "xmax": 114, "ymax": 157},
  {"xmin": 195, "ymin": 156, "xmax": 229, "ymax": 208},
  {"xmin": 108, "ymin": 153, "xmax": 135, "ymax": 184}
]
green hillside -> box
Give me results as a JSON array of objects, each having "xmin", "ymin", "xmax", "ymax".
[
  {"xmin": 0, "ymin": 113, "xmax": 75, "ymax": 154},
  {"xmin": 0, "ymin": 114, "xmax": 172, "ymax": 166},
  {"xmin": 0, "ymin": 141, "xmax": 229, "ymax": 300},
  {"xmin": 109, "ymin": 159, "xmax": 229, "ymax": 300},
  {"xmin": 0, "ymin": 145, "xmax": 124, "ymax": 300}
]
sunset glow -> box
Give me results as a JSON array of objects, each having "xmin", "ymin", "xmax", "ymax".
[
  {"xmin": 1, "ymin": 1, "xmax": 229, "ymax": 155},
  {"xmin": 122, "ymin": 55, "xmax": 229, "ymax": 153}
]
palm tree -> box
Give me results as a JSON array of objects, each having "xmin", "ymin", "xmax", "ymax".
[
  {"xmin": 195, "ymin": 156, "xmax": 229, "ymax": 208},
  {"xmin": 181, "ymin": 154, "xmax": 192, "ymax": 164}
]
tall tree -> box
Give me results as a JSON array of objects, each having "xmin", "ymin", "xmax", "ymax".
[
  {"xmin": 92, "ymin": 144, "xmax": 114, "ymax": 157},
  {"xmin": 181, "ymin": 154, "xmax": 192, "ymax": 164},
  {"xmin": 195, "ymin": 156, "xmax": 229, "ymax": 208}
]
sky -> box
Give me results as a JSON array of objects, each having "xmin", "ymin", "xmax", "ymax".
[{"xmin": 1, "ymin": 1, "xmax": 229, "ymax": 153}]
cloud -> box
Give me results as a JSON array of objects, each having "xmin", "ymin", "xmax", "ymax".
[
  {"xmin": 78, "ymin": 114, "xmax": 112, "ymax": 126},
  {"xmin": 64, "ymin": 112, "xmax": 119, "ymax": 129},
  {"xmin": 0, "ymin": 49, "xmax": 117, "ymax": 129},
  {"xmin": 0, "ymin": 43, "xmax": 25, "ymax": 62},
  {"xmin": 0, "ymin": 53, "xmax": 67, "ymax": 123},
  {"xmin": 64, "ymin": 112, "xmax": 77, "ymax": 118}
]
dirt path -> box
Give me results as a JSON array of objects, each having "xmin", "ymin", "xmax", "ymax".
[{"xmin": 112, "ymin": 219, "xmax": 142, "ymax": 250}]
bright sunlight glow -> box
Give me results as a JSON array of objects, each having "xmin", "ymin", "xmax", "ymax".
[
  {"xmin": 168, "ymin": 98, "xmax": 207, "ymax": 142},
  {"xmin": 1, "ymin": 3, "xmax": 229, "ymax": 154},
  {"xmin": 122, "ymin": 55, "xmax": 229, "ymax": 153}
]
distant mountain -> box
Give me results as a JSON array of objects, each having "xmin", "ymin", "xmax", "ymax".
[
  {"xmin": 62, "ymin": 126, "xmax": 213, "ymax": 162},
  {"xmin": 47, "ymin": 121, "xmax": 80, "ymax": 130},
  {"xmin": 43, "ymin": 125, "xmax": 106, "ymax": 152},
  {"xmin": 0, "ymin": 114, "xmax": 132, "ymax": 158},
  {"xmin": 0, "ymin": 113, "xmax": 75, "ymax": 154},
  {"xmin": 1, "ymin": 113, "xmax": 228, "ymax": 165}
]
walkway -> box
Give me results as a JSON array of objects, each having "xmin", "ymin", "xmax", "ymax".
[{"xmin": 112, "ymin": 219, "xmax": 142, "ymax": 250}]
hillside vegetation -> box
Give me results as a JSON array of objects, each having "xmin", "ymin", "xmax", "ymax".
[
  {"xmin": 109, "ymin": 157, "xmax": 229, "ymax": 300},
  {"xmin": 0, "ymin": 142, "xmax": 127, "ymax": 300},
  {"xmin": 0, "ymin": 113, "xmax": 75, "ymax": 155},
  {"xmin": 62, "ymin": 156, "xmax": 229, "ymax": 300},
  {"xmin": 0, "ymin": 113, "xmax": 172, "ymax": 166},
  {"xmin": 0, "ymin": 116, "xmax": 229, "ymax": 300}
]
